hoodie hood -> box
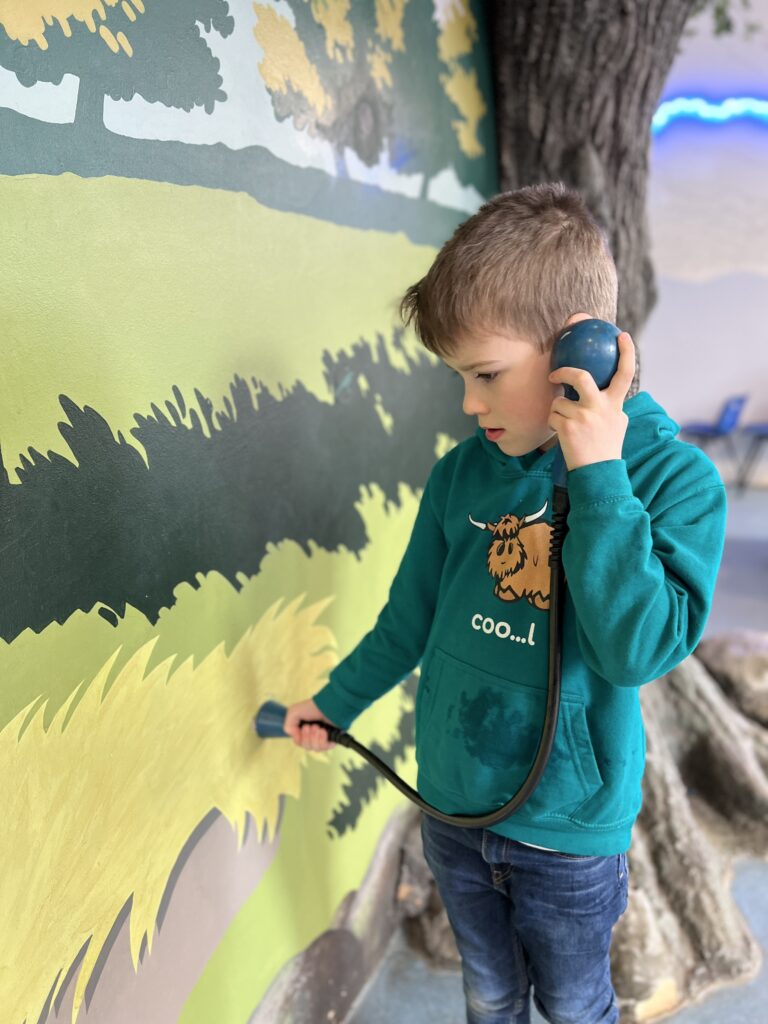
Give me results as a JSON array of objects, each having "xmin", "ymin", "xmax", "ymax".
[{"xmin": 474, "ymin": 391, "xmax": 680, "ymax": 474}]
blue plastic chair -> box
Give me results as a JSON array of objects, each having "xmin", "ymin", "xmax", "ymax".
[{"xmin": 679, "ymin": 395, "xmax": 750, "ymax": 466}]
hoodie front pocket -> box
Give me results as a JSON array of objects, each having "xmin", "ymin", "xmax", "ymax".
[{"xmin": 415, "ymin": 647, "xmax": 603, "ymax": 818}]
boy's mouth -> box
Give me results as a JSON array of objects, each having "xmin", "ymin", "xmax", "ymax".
[{"xmin": 484, "ymin": 427, "xmax": 505, "ymax": 441}]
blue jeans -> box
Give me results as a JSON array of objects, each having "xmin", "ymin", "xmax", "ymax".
[{"xmin": 420, "ymin": 813, "xmax": 629, "ymax": 1024}]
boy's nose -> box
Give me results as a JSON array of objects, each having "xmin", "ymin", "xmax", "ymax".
[{"xmin": 462, "ymin": 390, "xmax": 490, "ymax": 418}]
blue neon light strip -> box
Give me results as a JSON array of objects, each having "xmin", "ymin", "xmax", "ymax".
[{"xmin": 652, "ymin": 96, "xmax": 768, "ymax": 132}]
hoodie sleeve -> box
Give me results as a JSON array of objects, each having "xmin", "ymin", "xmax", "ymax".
[
  {"xmin": 561, "ymin": 455, "xmax": 727, "ymax": 688},
  {"xmin": 312, "ymin": 469, "xmax": 448, "ymax": 729}
]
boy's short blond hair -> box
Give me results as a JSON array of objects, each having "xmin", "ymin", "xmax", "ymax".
[{"xmin": 400, "ymin": 182, "xmax": 618, "ymax": 358}]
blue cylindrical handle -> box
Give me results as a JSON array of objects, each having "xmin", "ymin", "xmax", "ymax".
[
  {"xmin": 254, "ymin": 700, "xmax": 289, "ymax": 738},
  {"xmin": 550, "ymin": 319, "xmax": 621, "ymax": 488}
]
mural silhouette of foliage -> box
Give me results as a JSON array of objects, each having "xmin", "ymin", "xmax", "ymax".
[
  {"xmin": 0, "ymin": 332, "xmax": 469, "ymax": 644},
  {"xmin": 0, "ymin": 0, "xmax": 234, "ymax": 128}
]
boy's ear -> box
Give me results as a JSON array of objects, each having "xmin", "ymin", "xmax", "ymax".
[{"xmin": 562, "ymin": 312, "xmax": 592, "ymax": 329}]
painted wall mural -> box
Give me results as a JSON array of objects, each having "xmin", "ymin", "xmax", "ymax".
[{"xmin": 0, "ymin": 1, "xmax": 497, "ymax": 1021}]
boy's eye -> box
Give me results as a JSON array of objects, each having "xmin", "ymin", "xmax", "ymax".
[{"xmin": 449, "ymin": 370, "xmax": 499, "ymax": 383}]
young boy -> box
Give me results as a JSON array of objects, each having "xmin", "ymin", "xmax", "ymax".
[{"xmin": 284, "ymin": 183, "xmax": 728, "ymax": 1024}]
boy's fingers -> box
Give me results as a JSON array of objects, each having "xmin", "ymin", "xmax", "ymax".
[
  {"xmin": 298, "ymin": 722, "xmax": 334, "ymax": 750},
  {"xmin": 609, "ymin": 332, "xmax": 636, "ymax": 400}
]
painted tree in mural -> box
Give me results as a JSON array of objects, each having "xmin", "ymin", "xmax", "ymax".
[
  {"xmin": 253, "ymin": 0, "xmax": 494, "ymax": 197},
  {"xmin": 385, "ymin": 0, "xmax": 495, "ymax": 198},
  {"xmin": 0, "ymin": 0, "xmax": 234, "ymax": 130},
  {"xmin": 397, "ymin": 2, "xmax": 768, "ymax": 1021}
]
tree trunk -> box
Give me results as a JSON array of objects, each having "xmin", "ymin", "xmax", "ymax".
[
  {"xmin": 74, "ymin": 79, "xmax": 105, "ymax": 132},
  {"xmin": 397, "ymin": 6, "xmax": 768, "ymax": 1019},
  {"xmin": 488, "ymin": 0, "xmax": 697, "ymax": 396}
]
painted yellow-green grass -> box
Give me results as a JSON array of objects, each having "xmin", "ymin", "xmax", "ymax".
[
  {"xmin": 3, "ymin": 479, "xmax": 432, "ymax": 1023},
  {"xmin": 180, "ymin": 715, "xmax": 417, "ymax": 1024},
  {"xmin": 4, "ymin": 593, "xmax": 335, "ymax": 1023},
  {"xmin": 0, "ymin": 173, "xmax": 436, "ymax": 475},
  {"xmin": 181, "ymin": 719, "xmax": 417, "ymax": 1024}
]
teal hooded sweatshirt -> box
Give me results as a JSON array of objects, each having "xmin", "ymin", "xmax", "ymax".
[{"xmin": 313, "ymin": 391, "xmax": 728, "ymax": 855}]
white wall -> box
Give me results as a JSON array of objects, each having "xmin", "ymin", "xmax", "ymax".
[{"xmin": 642, "ymin": 1, "xmax": 768, "ymax": 484}]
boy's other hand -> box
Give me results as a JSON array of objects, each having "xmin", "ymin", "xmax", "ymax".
[
  {"xmin": 284, "ymin": 697, "xmax": 338, "ymax": 750},
  {"xmin": 547, "ymin": 313, "xmax": 636, "ymax": 471}
]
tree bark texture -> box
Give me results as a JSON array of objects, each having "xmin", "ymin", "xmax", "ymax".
[
  {"xmin": 488, "ymin": 0, "xmax": 698, "ymax": 396},
  {"xmin": 401, "ymin": 635, "xmax": 768, "ymax": 1021}
]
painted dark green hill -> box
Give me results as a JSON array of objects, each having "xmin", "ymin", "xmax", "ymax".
[{"xmin": 0, "ymin": 107, "xmax": 472, "ymax": 247}]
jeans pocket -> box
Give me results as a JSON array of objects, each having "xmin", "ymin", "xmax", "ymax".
[{"xmin": 547, "ymin": 851, "xmax": 599, "ymax": 860}]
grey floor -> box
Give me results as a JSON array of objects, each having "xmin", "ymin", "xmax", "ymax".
[{"xmin": 347, "ymin": 466, "xmax": 768, "ymax": 1024}]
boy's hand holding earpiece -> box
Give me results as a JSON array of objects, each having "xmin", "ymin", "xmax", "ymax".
[
  {"xmin": 547, "ymin": 312, "xmax": 636, "ymax": 472},
  {"xmin": 284, "ymin": 697, "xmax": 338, "ymax": 751}
]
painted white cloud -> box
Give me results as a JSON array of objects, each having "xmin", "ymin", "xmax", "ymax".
[
  {"xmin": 343, "ymin": 144, "xmax": 424, "ymax": 199},
  {"xmin": 428, "ymin": 165, "xmax": 485, "ymax": 214},
  {"xmin": 0, "ymin": 64, "xmax": 77, "ymax": 121}
]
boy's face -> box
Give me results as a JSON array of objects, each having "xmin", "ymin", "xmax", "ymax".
[{"xmin": 442, "ymin": 329, "xmax": 562, "ymax": 457}]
